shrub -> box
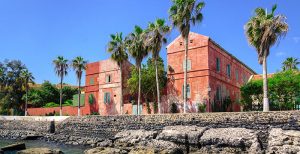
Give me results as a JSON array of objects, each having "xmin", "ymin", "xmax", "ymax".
[
  {"xmin": 170, "ymin": 102, "xmax": 178, "ymax": 113},
  {"xmin": 146, "ymin": 101, "xmax": 151, "ymax": 114},
  {"xmin": 64, "ymin": 100, "xmax": 73, "ymax": 106},
  {"xmin": 197, "ymin": 103, "xmax": 206, "ymax": 113}
]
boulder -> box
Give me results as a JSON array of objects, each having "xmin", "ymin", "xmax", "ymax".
[
  {"xmin": 114, "ymin": 130, "xmax": 157, "ymax": 146},
  {"xmin": 267, "ymin": 128, "xmax": 300, "ymax": 154},
  {"xmin": 156, "ymin": 125, "xmax": 207, "ymax": 144},
  {"xmin": 200, "ymin": 128, "xmax": 260, "ymax": 153},
  {"xmin": 84, "ymin": 147, "xmax": 127, "ymax": 154},
  {"xmin": 17, "ymin": 148, "xmax": 63, "ymax": 154},
  {"xmin": 1, "ymin": 142, "xmax": 26, "ymax": 151}
]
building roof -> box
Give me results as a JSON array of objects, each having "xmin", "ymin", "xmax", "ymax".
[
  {"xmin": 248, "ymin": 74, "xmax": 274, "ymax": 82},
  {"xmin": 166, "ymin": 32, "xmax": 257, "ymax": 74}
]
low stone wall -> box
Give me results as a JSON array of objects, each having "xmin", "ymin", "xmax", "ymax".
[{"xmin": 1, "ymin": 111, "xmax": 300, "ymax": 153}]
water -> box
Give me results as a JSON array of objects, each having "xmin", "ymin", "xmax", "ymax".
[{"xmin": 0, "ymin": 139, "xmax": 87, "ymax": 154}]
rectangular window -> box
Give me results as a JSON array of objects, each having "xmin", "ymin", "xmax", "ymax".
[
  {"xmin": 183, "ymin": 59, "xmax": 191, "ymax": 71},
  {"xmin": 106, "ymin": 75, "xmax": 111, "ymax": 83},
  {"xmin": 182, "ymin": 84, "xmax": 191, "ymax": 99},
  {"xmin": 104, "ymin": 92, "xmax": 110, "ymax": 103},
  {"xmin": 216, "ymin": 58, "xmax": 220, "ymax": 72},
  {"xmin": 216, "ymin": 86, "xmax": 221, "ymax": 101},
  {"xmin": 235, "ymin": 69, "xmax": 239, "ymax": 81},
  {"xmin": 89, "ymin": 77, "xmax": 94, "ymax": 85},
  {"xmin": 226, "ymin": 64, "xmax": 231, "ymax": 78},
  {"xmin": 243, "ymin": 74, "xmax": 247, "ymax": 83}
]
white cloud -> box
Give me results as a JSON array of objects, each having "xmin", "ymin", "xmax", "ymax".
[
  {"xmin": 275, "ymin": 51, "xmax": 286, "ymax": 57},
  {"xmin": 293, "ymin": 37, "xmax": 300, "ymax": 44}
]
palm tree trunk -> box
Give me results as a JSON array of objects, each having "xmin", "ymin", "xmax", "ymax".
[
  {"xmin": 155, "ymin": 59, "xmax": 161, "ymax": 114},
  {"xmin": 78, "ymin": 76, "xmax": 81, "ymax": 116},
  {"xmin": 25, "ymin": 84, "xmax": 28, "ymax": 116},
  {"xmin": 120, "ymin": 63, "xmax": 123, "ymax": 115},
  {"xmin": 137, "ymin": 66, "xmax": 141, "ymax": 115},
  {"xmin": 183, "ymin": 36, "xmax": 188, "ymax": 113},
  {"xmin": 60, "ymin": 77, "xmax": 63, "ymax": 116},
  {"xmin": 262, "ymin": 56, "xmax": 269, "ymax": 112}
]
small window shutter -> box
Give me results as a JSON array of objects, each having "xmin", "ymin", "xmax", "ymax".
[
  {"xmin": 107, "ymin": 93, "xmax": 110, "ymax": 103},
  {"xmin": 104, "ymin": 93, "xmax": 107, "ymax": 103},
  {"xmin": 216, "ymin": 58, "xmax": 220, "ymax": 72},
  {"xmin": 187, "ymin": 84, "xmax": 191, "ymax": 98},
  {"xmin": 182, "ymin": 85, "xmax": 184, "ymax": 99},
  {"xmin": 187, "ymin": 60, "xmax": 191, "ymax": 71}
]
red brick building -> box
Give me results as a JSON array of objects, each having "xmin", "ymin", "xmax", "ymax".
[{"xmin": 167, "ymin": 32, "xmax": 256, "ymax": 112}]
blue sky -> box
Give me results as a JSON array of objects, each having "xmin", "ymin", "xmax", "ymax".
[{"xmin": 0, "ymin": 0, "xmax": 299, "ymax": 85}]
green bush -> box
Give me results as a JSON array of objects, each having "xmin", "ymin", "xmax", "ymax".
[
  {"xmin": 43, "ymin": 102, "xmax": 59, "ymax": 108},
  {"xmin": 64, "ymin": 100, "xmax": 73, "ymax": 106},
  {"xmin": 197, "ymin": 103, "xmax": 206, "ymax": 113}
]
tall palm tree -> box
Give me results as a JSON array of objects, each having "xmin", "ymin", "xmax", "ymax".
[
  {"xmin": 53, "ymin": 56, "xmax": 69, "ymax": 116},
  {"xmin": 282, "ymin": 57, "xmax": 299, "ymax": 71},
  {"xmin": 71, "ymin": 56, "xmax": 87, "ymax": 116},
  {"xmin": 21, "ymin": 69, "xmax": 34, "ymax": 116},
  {"xmin": 169, "ymin": 0, "xmax": 205, "ymax": 113},
  {"xmin": 107, "ymin": 32, "xmax": 128, "ymax": 115},
  {"xmin": 126, "ymin": 26, "xmax": 149, "ymax": 115},
  {"xmin": 245, "ymin": 4, "xmax": 288, "ymax": 112},
  {"xmin": 145, "ymin": 19, "xmax": 170, "ymax": 114}
]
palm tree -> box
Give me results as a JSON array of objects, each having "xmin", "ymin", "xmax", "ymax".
[
  {"xmin": 107, "ymin": 32, "xmax": 128, "ymax": 115},
  {"xmin": 169, "ymin": 0, "xmax": 205, "ymax": 113},
  {"xmin": 53, "ymin": 56, "xmax": 69, "ymax": 116},
  {"xmin": 126, "ymin": 26, "xmax": 149, "ymax": 115},
  {"xmin": 71, "ymin": 56, "xmax": 87, "ymax": 116},
  {"xmin": 282, "ymin": 57, "xmax": 299, "ymax": 71},
  {"xmin": 21, "ymin": 69, "xmax": 34, "ymax": 116},
  {"xmin": 245, "ymin": 4, "xmax": 288, "ymax": 112},
  {"xmin": 145, "ymin": 19, "xmax": 170, "ymax": 114}
]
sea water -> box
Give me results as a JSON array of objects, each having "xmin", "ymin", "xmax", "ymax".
[{"xmin": 0, "ymin": 139, "xmax": 87, "ymax": 154}]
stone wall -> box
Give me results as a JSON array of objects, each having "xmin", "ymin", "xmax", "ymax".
[{"xmin": 1, "ymin": 111, "xmax": 300, "ymax": 153}]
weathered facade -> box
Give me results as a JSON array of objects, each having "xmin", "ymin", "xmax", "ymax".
[
  {"xmin": 167, "ymin": 32, "xmax": 256, "ymax": 112},
  {"xmin": 85, "ymin": 59, "xmax": 133, "ymax": 115}
]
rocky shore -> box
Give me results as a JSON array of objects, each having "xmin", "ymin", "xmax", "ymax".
[{"xmin": 0, "ymin": 111, "xmax": 300, "ymax": 153}]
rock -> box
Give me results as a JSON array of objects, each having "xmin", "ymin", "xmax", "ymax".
[
  {"xmin": 84, "ymin": 147, "xmax": 127, "ymax": 154},
  {"xmin": 115, "ymin": 130, "xmax": 157, "ymax": 146},
  {"xmin": 17, "ymin": 148, "xmax": 63, "ymax": 154},
  {"xmin": 1, "ymin": 142, "xmax": 26, "ymax": 151},
  {"xmin": 97, "ymin": 139, "xmax": 112, "ymax": 147},
  {"xmin": 156, "ymin": 125, "xmax": 207, "ymax": 144},
  {"xmin": 200, "ymin": 128, "xmax": 261, "ymax": 153},
  {"xmin": 267, "ymin": 128, "xmax": 300, "ymax": 154}
]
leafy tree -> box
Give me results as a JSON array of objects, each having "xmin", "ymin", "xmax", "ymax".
[
  {"xmin": 107, "ymin": 32, "xmax": 128, "ymax": 115},
  {"xmin": 169, "ymin": 0, "xmax": 205, "ymax": 113},
  {"xmin": 0, "ymin": 60, "xmax": 27, "ymax": 115},
  {"xmin": 245, "ymin": 4, "xmax": 288, "ymax": 111},
  {"xmin": 21, "ymin": 69, "xmax": 35, "ymax": 116},
  {"xmin": 71, "ymin": 56, "xmax": 87, "ymax": 116},
  {"xmin": 127, "ymin": 57, "xmax": 167, "ymax": 113},
  {"xmin": 241, "ymin": 70, "xmax": 300, "ymax": 111},
  {"xmin": 282, "ymin": 57, "xmax": 300, "ymax": 71},
  {"xmin": 126, "ymin": 26, "xmax": 149, "ymax": 115},
  {"xmin": 145, "ymin": 18, "xmax": 170, "ymax": 114},
  {"xmin": 53, "ymin": 56, "xmax": 69, "ymax": 116}
]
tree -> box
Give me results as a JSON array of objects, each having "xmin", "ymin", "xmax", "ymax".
[
  {"xmin": 53, "ymin": 56, "xmax": 69, "ymax": 116},
  {"xmin": 169, "ymin": 0, "xmax": 205, "ymax": 113},
  {"xmin": 244, "ymin": 4, "xmax": 288, "ymax": 112},
  {"xmin": 282, "ymin": 57, "xmax": 299, "ymax": 71},
  {"xmin": 21, "ymin": 69, "xmax": 34, "ymax": 116},
  {"xmin": 0, "ymin": 60, "xmax": 27, "ymax": 115},
  {"xmin": 127, "ymin": 57, "xmax": 167, "ymax": 113},
  {"xmin": 145, "ymin": 18, "xmax": 170, "ymax": 114},
  {"xmin": 241, "ymin": 70, "xmax": 300, "ymax": 111},
  {"xmin": 71, "ymin": 56, "xmax": 87, "ymax": 116},
  {"xmin": 126, "ymin": 26, "xmax": 149, "ymax": 115},
  {"xmin": 107, "ymin": 32, "xmax": 128, "ymax": 115}
]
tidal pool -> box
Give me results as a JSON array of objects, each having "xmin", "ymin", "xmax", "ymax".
[{"xmin": 0, "ymin": 139, "xmax": 88, "ymax": 154}]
